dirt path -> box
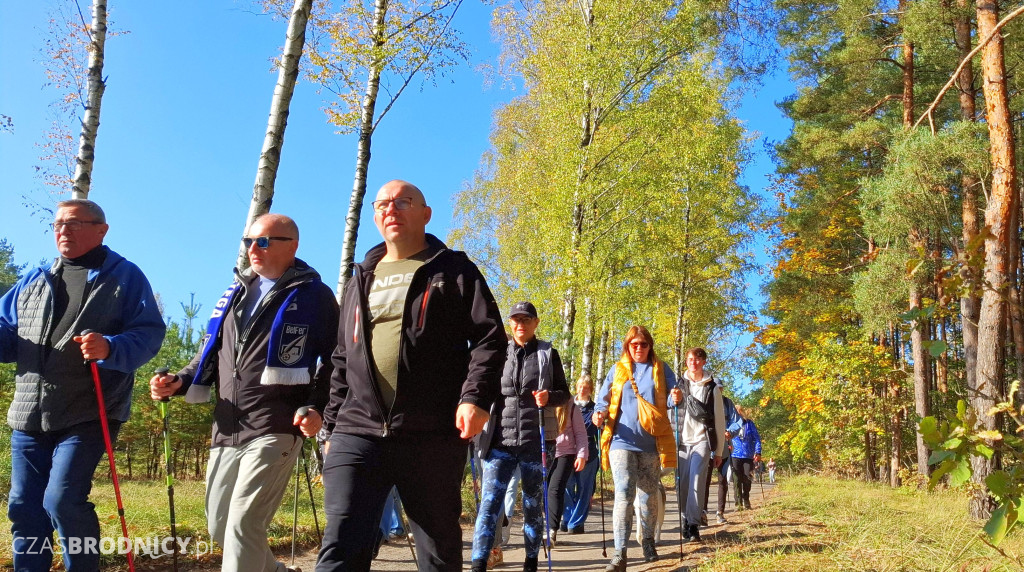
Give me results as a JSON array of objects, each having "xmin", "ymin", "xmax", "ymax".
[{"xmin": 120, "ymin": 478, "xmax": 778, "ymax": 571}]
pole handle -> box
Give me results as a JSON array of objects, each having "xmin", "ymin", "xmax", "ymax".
[
  {"xmin": 155, "ymin": 367, "xmax": 172, "ymax": 402},
  {"xmin": 79, "ymin": 329, "xmax": 97, "ymax": 365}
]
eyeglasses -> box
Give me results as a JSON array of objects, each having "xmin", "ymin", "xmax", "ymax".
[
  {"xmin": 242, "ymin": 236, "xmax": 294, "ymax": 249},
  {"xmin": 372, "ymin": 197, "xmax": 421, "ymax": 213},
  {"xmin": 629, "ymin": 341, "xmax": 651, "ymax": 349},
  {"xmin": 51, "ymin": 220, "xmax": 103, "ymax": 232}
]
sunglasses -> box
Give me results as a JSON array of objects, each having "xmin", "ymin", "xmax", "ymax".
[
  {"xmin": 242, "ymin": 236, "xmax": 294, "ymax": 249},
  {"xmin": 629, "ymin": 341, "xmax": 651, "ymax": 349}
]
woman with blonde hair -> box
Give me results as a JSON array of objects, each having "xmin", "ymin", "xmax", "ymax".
[
  {"xmin": 544, "ymin": 392, "xmax": 588, "ymax": 544},
  {"xmin": 560, "ymin": 374, "xmax": 600, "ymax": 534},
  {"xmin": 593, "ymin": 326, "xmax": 682, "ymax": 571}
]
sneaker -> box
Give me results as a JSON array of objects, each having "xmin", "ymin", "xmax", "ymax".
[
  {"xmin": 683, "ymin": 524, "xmax": 693, "ymax": 542},
  {"xmin": 547, "ymin": 529, "xmax": 557, "ymax": 547},
  {"xmin": 471, "ymin": 559, "xmax": 488, "ymax": 572},
  {"xmin": 642, "ymin": 538, "xmax": 658, "ymax": 562},
  {"xmin": 523, "ymin": 556, "xmax": 538, "ymax": 572},
  {"xmin": 744, "ymin": 501, "xmax": 753, "ymax": 510},
  {"xmin": 487, "ymin": 546, "xmax": 504, "ymax": 569},
  {"xmin": 689, "ymin": 524, "xmax": 702, "ymax": 542},
  {"xmin": 559, "ymin": 523, "xmax": 568, "ymax": 533},
  {"xmin": 716, "ymin": 511, "xmax": 727, "ymax": 524},
  {"xmin": 568, "ymin": 525, "xmax": 585, "ymax": 534},
  {"xmin": 604, "ymin": 550, "xmax": 627, "ymax": 572}
]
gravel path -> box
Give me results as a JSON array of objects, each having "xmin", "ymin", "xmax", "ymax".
[{"xmin": 115, "ymin": 479, "xmax": 777, "ymax": 571}]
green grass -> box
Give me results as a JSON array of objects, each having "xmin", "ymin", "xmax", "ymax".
[
  {"xmin": 696, "ymin": 475, "xmax": 1024, "ymax": 571},
  {"xmin": 0, "ymin": 471, "xmax": 326, "ymax": 570}
]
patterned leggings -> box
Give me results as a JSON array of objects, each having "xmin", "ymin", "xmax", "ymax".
[
  {"xmin": 471, "ymin": 446, "xmax": 545, "ymax": 560},
  {"xmin": 609, "ymin": 449, "xmax": 661, "ymax": 550}
]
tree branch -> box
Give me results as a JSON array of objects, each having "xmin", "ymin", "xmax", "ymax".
[{"xmin": 914, "ymin": 2, "xmax": 1024, "ymax": 130}]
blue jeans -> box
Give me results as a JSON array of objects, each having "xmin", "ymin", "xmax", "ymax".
[
  {"xmin": 471, "ymin": 446, "xmax": 545, "ymax": 561},
  {"xmin": 562, "ymin": 455, "xmax": 599, "ymax": 529},
  {"xmin": 379, "ymin": 487, "xmax": 405, "ymax": 536},
  {"xmin": 9, "ymin": 420, "xmax": 121, "ymax": 572}
]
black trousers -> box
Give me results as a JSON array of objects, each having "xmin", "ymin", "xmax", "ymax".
[
  {"xmin": 316, "ymin": 432, "xmax": 467, "ymax": 572},
  {"xmin": 546, "ymin": 454, "xmax": 575, "ymax": 529},
  {"xmin": 731, "ymin": 457, "xmax": 754, "ymax": 508}
]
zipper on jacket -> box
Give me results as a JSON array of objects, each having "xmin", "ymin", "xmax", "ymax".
[
  {"xmin": 387, "ymin": 251, "xmax": 446, "ymax": 431},
  {"xmin": 351, "ymin": 264, "xmax": 391, "ymax": 437},
  {"xmin": 416, "ymin": 278, "xmax": 433, "ymax": 329}
]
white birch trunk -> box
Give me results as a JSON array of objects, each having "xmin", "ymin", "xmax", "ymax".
[
  {"xmin": 559, "ymin": 0, "xmax": 596, "ymax": 362},
  {"xmin": 579, "ymin": 297, "xmax": 595, "ymax": 380},
  {"xmin": 336, "ymin": 0, "xmax": 389, "ymax": 299},
  {"xmin": 236, "ymin": 0, "xmax": 313, "ymax": 269},
  {"xmin": 71, "ymin": 0, "xmax": 107, "ymax": 199},
  {"xmin": 596, "ymin": 325, "xmax": 609, "ymax": 379}
]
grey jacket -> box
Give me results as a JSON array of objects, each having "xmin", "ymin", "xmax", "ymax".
[{"xmin": 0, "ymin": 247, "xmax": 166, "ymax": 432}]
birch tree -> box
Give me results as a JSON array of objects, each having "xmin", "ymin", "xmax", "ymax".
[
  {"xmin": 236, "ymin": 0, "xmax": 315, "ymax": 270},
  {"xmin": 452, "ymin": 0, "xmax": 754, "ymax": 378},
  {"xmin": 268, "ymin": 0, "xmax": 469, "ymax": 297},
  {"xmin": 70, "ymin": 0, "xmax": 108, "ymax": 199}
]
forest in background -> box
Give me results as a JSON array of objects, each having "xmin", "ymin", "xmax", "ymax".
[{"xmin": 5, "ymin": 0, "xmax": 1024, "ymax": 547}]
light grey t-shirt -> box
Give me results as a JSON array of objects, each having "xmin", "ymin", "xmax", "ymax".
[{"xmin": 368, "ymin": 256, "xmax": 426, "ymax": 409}]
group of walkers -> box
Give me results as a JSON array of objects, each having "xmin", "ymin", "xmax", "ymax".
[{"xmin": 0, "ymin": 181, "xmax": 764, "ymax": 572}]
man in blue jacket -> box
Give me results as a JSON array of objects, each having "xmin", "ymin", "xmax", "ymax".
[
  {"xmin": 0, "ymin": 199, "xmax": 165, "ymax": 572},
  {"xmin": 730, "ymin": 405, "xmax": 762, "ymax": 510}
]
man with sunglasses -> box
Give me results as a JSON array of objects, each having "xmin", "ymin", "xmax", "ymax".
[
  {"xmin": 150, "ymin": 213, "xmax": 338, "ymax": 572},
  {"xmin": 317, "ymin": 180, "xmax": 506, "ymax": 572},
  {"xmin": 2, "ymin": 199, "xmax": 166, "ymax": 572}
]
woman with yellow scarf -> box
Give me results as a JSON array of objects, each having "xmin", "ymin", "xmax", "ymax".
[{"xmin": 592, "ymin": 326, "xmax": 682, "ymax": 571}]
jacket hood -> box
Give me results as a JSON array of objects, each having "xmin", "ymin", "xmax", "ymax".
[{"xmin": 235, "ymin": 257, "xmax": 321, "ymax": 286}]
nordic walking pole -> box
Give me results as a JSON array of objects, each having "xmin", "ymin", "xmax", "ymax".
[
  {"xmin": 598, "ymin": 424, "xmax": 607, "ymax": 557},
  {"xmin": 468, "ymin": 442, "xmax": 481, "ymax": 513},
  {"xmin": 292, "ymin": 406, "xmax": 312, "ymax": 567},
  {"xmin": 391, "ymin": 488, "xmax": 417, "ymax": 562},
  {"xmin": 301, "ymin": 443, "xmax": 322, "ymax": 542},
  {"xmin": 538, "ymin": 406, "xmax": 553, "ymax": 572},
  {"xmin": 674, "ymin": 405, "xmax": 684, "ymax": 560},
  {"xmin": 758, "ymin": 460, "xmax": 766, "ymax": 502},
  {"xmin": 80, "ymin": 330, "xmax": 135, "ymax": 572},
  {"xmin": 154, "ymin": 367, "xmax": 179, "ymax": 572}
]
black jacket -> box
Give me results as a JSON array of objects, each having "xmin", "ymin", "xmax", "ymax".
[
  {"xmin": 325, "ymin": 235, "xmax": 506, "ymax": 439},
  {"xmin": 475, "ymin": 339, "xmax": 569, "ymax": 459},
  {"xmin": 177, "ymin": 260, "xmax": 339, "ymax": 447}
]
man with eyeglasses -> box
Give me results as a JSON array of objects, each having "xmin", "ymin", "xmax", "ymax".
[
  {"xmin": 150, "ymin": 213, "xmax": 338, "ymax": 572},
  {"xmin": 1, "ymin": 199, "xmax": 165, "ymax": 572},
  {"xmin": 317, "ymin": 180, "xmax": 506, "ymax": 572}
]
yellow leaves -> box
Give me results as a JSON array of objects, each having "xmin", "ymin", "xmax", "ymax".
[{"xmin": 976, "ymin": 430, "xmax": 1004, "ymax": 442}]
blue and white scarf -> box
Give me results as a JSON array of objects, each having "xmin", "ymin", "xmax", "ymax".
[{"xmin": 185, "ymin": 279, "xmax": 320, "ymax": 403}]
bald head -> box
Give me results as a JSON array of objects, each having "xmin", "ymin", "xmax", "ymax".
[
  {"xmin": 376, "ymin": 180, "xmax": 427, "ymax": 206},
  {"xmin": 251, "ymin": 213, "xmax": 299, "ymax": 240},
  {"xmin": 373, "ymin": 180, "xmax": 431, "ymax": 261}
]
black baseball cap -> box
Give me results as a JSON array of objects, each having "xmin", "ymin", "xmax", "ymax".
[{"xmin": 509, "ymin": 301, "xmax": 538, "ymax": 319}]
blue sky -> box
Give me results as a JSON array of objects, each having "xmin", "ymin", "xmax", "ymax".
[{"xmin": 1, "ymin": 1, "xmax": 792, "ymax": 382}]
